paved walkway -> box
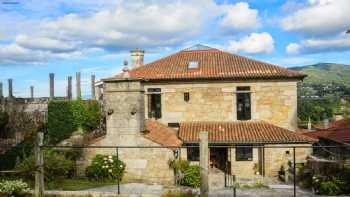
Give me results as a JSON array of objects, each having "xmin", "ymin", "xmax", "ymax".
[
  {"xmin": 85, "ymin": 183, "xmax": 164, "ymax": 195},
  {"xmin": 82, "ymin": 183, "xmax": 324, "ymax": 197}
]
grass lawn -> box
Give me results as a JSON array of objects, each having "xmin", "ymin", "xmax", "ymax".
[{"xmin": 46, "ymin": 178, "xmax": 119, "ymax": 191}]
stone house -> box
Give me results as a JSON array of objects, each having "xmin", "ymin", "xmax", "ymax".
[{"xmin": 85, "ymin": 44, "xmax": 315, "ymax": 184}]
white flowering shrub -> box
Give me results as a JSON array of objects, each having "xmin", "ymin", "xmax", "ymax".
[
  {"xmin": 0, "ymin": 180, "xmax": 30, "ymax": 197},
  {"xmin": 85, "ymin": 154, "xmax": 125, "ymax": 181}
]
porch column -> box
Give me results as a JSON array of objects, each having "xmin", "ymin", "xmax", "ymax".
[{"xmin": 200, "ymin": 131, "xmax": 209, "ymax": 196}]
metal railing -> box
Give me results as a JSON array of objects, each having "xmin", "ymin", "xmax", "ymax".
[{"xmin": 1, "ymin": 143, "xmax": 350, "ymax": 197}]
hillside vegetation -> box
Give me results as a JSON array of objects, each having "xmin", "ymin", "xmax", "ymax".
[
  {"xmin": 291, "ymin": 63, "xmax": 350, "ymax": 124},
  {"xmin": 291, "ymin": 63, "xmax": 350, "ymax": 86}
]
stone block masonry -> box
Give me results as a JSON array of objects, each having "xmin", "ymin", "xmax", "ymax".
[
  {"xmin": 144, "ymin": 80, "xmax": 298, "ymax": 131},
  {"xmin": 83, "ymin": 80, "xmax": 176, "ymax": 185}
]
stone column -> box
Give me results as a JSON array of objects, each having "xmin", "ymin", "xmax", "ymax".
[
  {"xmin": 200, "ymin": 131, "xmax": 209, "ymax": 197},
  {"xmin": 30, "ymin": 86, "xmax": 34, "ymax": 99},
  {"xmin": 8, "ymin": 78, "xmax": 13, "ymax": 98},
  {"xmin": 76, "ymin": 72, "xmax": 81, "ymax": 99},
  {"xmin": 0, "ymin": 81, "xmax": 3, "ymax": 98},
  {"xmin": 67, "ymin": 76, "xmax": 72, "ymax": 100},
  {"xmin": 49, "ymin": 73, "xmax": 54, "ymax": 99},
  {"xmin": 91, "ymin": 75, "xmax": 96, "ymax": 100}
]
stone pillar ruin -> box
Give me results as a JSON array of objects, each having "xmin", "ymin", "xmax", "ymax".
[
  {"xmin": 67, "ymin": 76, "xmax": 72, "ymax": 100},
  {"xmin": 199, "ymin": 131, "xmax": 209, "ymax": 197},
  {"xmin": 49, "ymin": 73, "xmax": 54, "ymax": 99},
  {"xmin": 76, "ymin": 72, "xmax": 81, "ymax": 99},
  {"xmin": 30, "ymin": 86, "xmax": 34, "ymax": 99},
  {"xmin": 8, "ymin": 79, "xmax": 13, "ymax": 98},
  {"xmin": 91, "ymin": 75, "xmax": 96, "ymax": 100},
  {"xmin": 0, "ymin": 81, "xmax": 3, "ymax": 98}
]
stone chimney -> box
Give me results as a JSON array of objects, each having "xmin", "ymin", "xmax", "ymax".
[
  {"xmin": 130, "ymin": 49, "xmax": 144, "ymax": 68},
  {"xmin": 307, "ymin": 117, "xmax": 312, "ymax": 131},
  {"xmin": 323, "ymin": 118, "xmax": 329, "ymax": 129}
]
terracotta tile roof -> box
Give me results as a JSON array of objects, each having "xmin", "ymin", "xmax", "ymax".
[
  {"xmin": 104, "ymin": 45, "xmax": 305, "ymax": 81},
  {"xmin": 143, "ymin": 119, "xmax": 182, "ymax": 147},
  {"xmin": 314, "ymin": 118, "xmax": 350, "ymax": 130},
  {"xmin": 179, "ymin": 121, "xmax": 316, "ymax": 144},
  {"xmin": 303, "ymin": 118, "xmax": 350, "ymax": 144},
  {"xmin": 303, "ymin": 129, "xmax": 350, "ymax": 144}
]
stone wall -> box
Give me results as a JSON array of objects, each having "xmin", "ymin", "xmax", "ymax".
[
  {"xmin": 0, "ymin": 98, "xmax": 47, "ymax": 140},
  {"xmin": 83, "ymin": 80, "xmax": 175, "ymax": 185},
  {"xmin": 227, "ymin": 144, "xmax": 311, "ymax": 179},
  {"xmin": 181, "ymin": 145, "xmax": 311, "ymax": 180},
  {"xmin": 229, "ymin": 148, "xmax": 260, "ymax": 178},
  {"xmin": 144, "ymin": 80, "xmax": 298, "ymax": 131},
  {"xmin": 264, "ymin": 144, "xmax": 311, "ymax": 177}
]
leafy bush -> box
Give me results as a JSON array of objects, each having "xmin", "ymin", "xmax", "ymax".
[
  {"xmin": 0, "ymin": 180, "xmax": 30, "ymax": 197},
  {"xmin": 47, "ymin": 100, "xmax": 101, "ymax": 144},
  {"xmin": 47, "ymin": 101, "xmax": 76, "ymax": 144},
  {"xmin": 169, "ymin": 160, "xmax": 200, "ymax": 188},
  {"xmin": 169, "ymin": 159, "xmax": 190, "ymax": 173},
  {"xmin": 15, "ymin": 149, "xmax": 75, "ymax": 182},
  {"xmin": 85, "ymin": 154, "xmax": 125, "ymax": 181},
  {"xmin": 312, "ymin": 176, "xmax": 347, "ymax": 196},
  {"xmin": 72, "ymin": 100, "xmax": 101, "ymax": 133},
  {"xmin": 162, "ymin": 190, "xmax": 196, "ymax": 197},
  {"xmin": 0, "ymin": 111, "xmax": 9, "ymax": 131},
  {"xmin": 180, "ymin": 165, "xmax": 201, "ymax": 188},
  {"xmin": 0, "ymin": 139, "xmax": 34, "ymax": 171},
  {"xmin": 298, "ymin": 160, "xmax": 350, "ymax": 195}
]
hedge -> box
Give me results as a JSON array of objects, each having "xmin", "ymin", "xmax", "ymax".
[{"xmin": 47, "ymin": 100, "xmax": 101, "ymax": 144}]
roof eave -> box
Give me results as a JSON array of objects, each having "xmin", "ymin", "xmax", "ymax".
[
  {"xmin": 142, "ymin": 75, "xmax": 306, "ymax": 83},
  {"xmin": 181, "ymin": 140, "xmax": 314, "ymax": 144}
]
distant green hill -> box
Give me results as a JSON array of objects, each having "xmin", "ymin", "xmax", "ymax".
[{"xmin": 290, "ymin": 63, "xmax": 350, "ymax": 86}]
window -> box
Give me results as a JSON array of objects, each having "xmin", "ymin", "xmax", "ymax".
[
  {"xmin": 187, "ymin": 147, "xmax": 199, "ymax": 161},
  {"xmin": 184, "ymin": 92, "xmax": 190, "ymax": 102},
  {"xmin": 147, "ymin": 88, "xmax": 162, "ymax": 119},
  {"xmin": 237, "ymin": 86, "xmax": 251, "ymax": 120},
  {"xmin": 188, "ymin": 61, "xmax": 199, "ymax": 69},
  {"xmin": 236, "ymin": 145, "xmax": 253, "ymax": 161},
  {"xmin": 168, "ymin": 122, "xmax": 180, "ymax": 128}
]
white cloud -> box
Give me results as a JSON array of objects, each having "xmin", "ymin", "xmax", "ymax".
[
  {"xmin": 0, "ymin": 0, "xmax": 262, "ymax": 65},
  {"xmin": 286, "ymin": 34, "xmax": 350, "ymax": 54},
  {"xmin": 220, "ymin": 2, "xmax": 259, "ymax": 32},
  {"xmin": 281, "ymin": 0, "xmax": 350, "ymax": 36},
  {"xmin": 16, "ymin": 35, "xmax": 77, "ymax": 53},
  {"xmin": 0, "ymin": 44, "xmax": 81, "ymax": 64},
  {"xmin": 286, "ymin": 43, "xmax": 301, "ymax": 54},
  {"xmin": 228, "ymin": 32, "xmax": 274, "ymax": 54}
]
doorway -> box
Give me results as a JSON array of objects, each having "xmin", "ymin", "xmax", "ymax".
[{"xmin": 210, "ymin": 147, "xmax": 228, "ymax": 172}]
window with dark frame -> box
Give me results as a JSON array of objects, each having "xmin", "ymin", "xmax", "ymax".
[
  {"xmin": 168, "ymin": 122, "xmax": 180, "ymax": 128},
  {"xmin": 236, "ymin": 86, "xmax": 251, "ymax": 120},
  {"xmin": 236, "ymin": 145, "xmax": 253, "ymax": 161},
  {"xmin": 187, "ymin": 147, "xmax": 199, "ymax": 161},
  {"xmin": 147, "ymin": 88, "xmax": 162, "ymax": 119},
  {"xmin": 184, "ymin": 92, "xmax": 190, "ymax": 102}
]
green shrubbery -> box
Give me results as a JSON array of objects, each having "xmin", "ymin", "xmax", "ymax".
[
  {"xmin": 162, "ymin": 190, "xmax": 197, "ymax": 197},
  {"xmin": 0, "ymin": 111, "xmax": 9, "ymax": 131},
  {"xmin": 15, "ymin": 149, "xmax": 77, "ymax": 182},
  {"xmin": 298, "ymin": 161, "xmax": 350, "ymax": 195},
  {"xmin": 181, "ymin": 166, "xmax": 201, "ymax": 188},
  {"xmin": 169, "ymin": 160, "xmax": 200, "ymax": 188},
  {"xmin": 0, "ymin": 180, "xmax": 30, "ymax": 197},
  {"xmin": 47, "ymin": 100, "xmax": 101, "ymax": 144},
  {"xmin": 85, "ymin": 154, "xmax": 125, "ymax": 181}
]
